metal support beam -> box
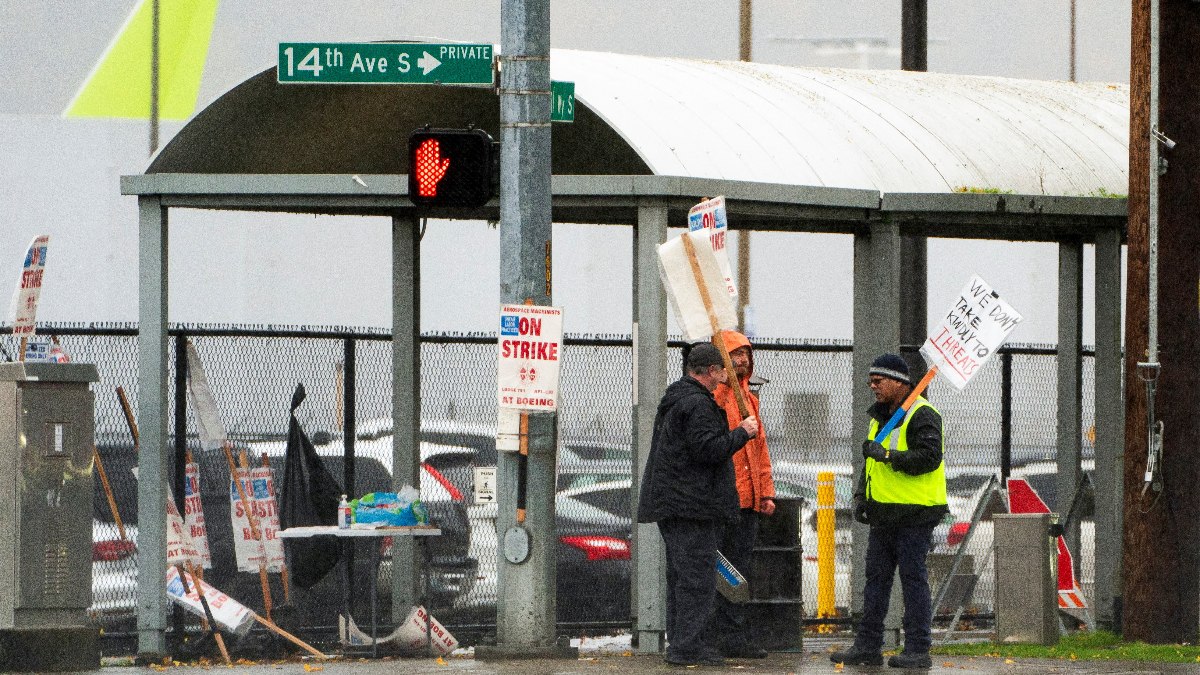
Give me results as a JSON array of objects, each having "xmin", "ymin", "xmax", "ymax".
[
  {"xmin": 1057, "ymin": 240, "xmax": 1084, "ymax": 579},
  {"xmin": 136, "ymin": 197, "xmax": 169, "ymax": 658},
  {"xmin": 391, "ymin": 214, "xmax": 421, "ymax": 617},
  {"xmin": 850, "ymin": 220, "xmax": 902, "ymax": 620},
  {"xmin": 632, "ymin": 204, "xmax": 668, "ymax": 653},
  {"xmin": 1093, "ymin": 228, "xmax": 1124, "ymax": 631}
]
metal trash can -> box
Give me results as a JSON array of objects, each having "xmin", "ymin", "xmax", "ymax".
[
  {"xmin": 0, "ymin": 362, "xmax": 100, "ymax": 671},
  {"xmin": 994, "ymin": 512, "xmax": 1059, "ymax": 645},
  {"xmin": 746, "ymin": 497, "xmax": 803, "ymax": 651}
]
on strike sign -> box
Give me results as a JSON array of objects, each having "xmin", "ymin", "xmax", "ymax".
[
  {"xmin": 11, "ymin": 235, "xmax": 49, "ymax": 336},
  {"xmin": 687, "ymin": 196, "xmax": 737, "ymax": 300},
  {"xmin": 497, "ymin": 304, "xmax": 563, "ymax": 412}
]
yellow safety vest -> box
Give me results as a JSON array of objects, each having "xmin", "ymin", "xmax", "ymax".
[{"xmin": 865, "ymin": 398, "xmax": 947, "ymax": 507}]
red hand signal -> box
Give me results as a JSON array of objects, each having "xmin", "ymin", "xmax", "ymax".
[{"xmin": 414, "ymin": 139, "xmax": 451, "ymax": 197}]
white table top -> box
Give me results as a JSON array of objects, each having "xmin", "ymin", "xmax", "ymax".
[{"xmin": 278, "ymin": 525, "xmax": 442, "ymax": 538}]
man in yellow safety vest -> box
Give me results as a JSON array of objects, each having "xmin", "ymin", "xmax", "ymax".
[{"xmin": 831, "ymin": 353, "xmax": 947, "ymax": 670}]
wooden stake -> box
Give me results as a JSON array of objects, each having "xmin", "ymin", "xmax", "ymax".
[
  {"xmin": 252, "ymin": 614, "xmax": 327, "ymax": 659},
  {"xmin": 679, "ymin": 231, "xmax": 751, "ymax": 418},
  {"xmin": 116, "ymin": 386, "xmax": 140, "ymax": 448},
  {"xmin": 93, "ymin": 445, "xmax": 127, "ymax": 541},
  {"xmin": 17, "ymin": 337, "xmax": 27, "ymax": 362},
  {"xmin": 180, "ymin": 563, "xmax": 231, "ymax": 665}
]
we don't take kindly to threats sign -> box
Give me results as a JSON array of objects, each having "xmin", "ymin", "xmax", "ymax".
[{"xmin": 497, "ymin": 304, "xmax": 563, "ymax": 412}]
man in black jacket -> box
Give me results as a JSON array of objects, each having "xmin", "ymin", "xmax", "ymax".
[{"xmin": 637, "ymin": 343, "xmax": 759, "ymax": 666}]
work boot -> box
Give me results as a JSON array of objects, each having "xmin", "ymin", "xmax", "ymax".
[
  {"xmin": 829, "ymin": 645, "xmax": 883, "ymax": 666},
  {"xmin": 887, "ymin": 651, "xmax": 933, "ymax": 669}
]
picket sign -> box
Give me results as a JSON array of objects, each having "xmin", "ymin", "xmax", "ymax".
[
  {"xmin": 166, "ymin": 486, "xmax": 204, "ymax": 568},
  {"xmin": 230, "ymin": 466, "xmax": 284, "ymax": 572},
  {"xmin": 166, "ymin": 566, "xmax": 256, "ymax": 635},
  {"xmin": 657, "ymin": 228, "xmax": 736, "ymax": 342},
  {"xmin": 687, "ymin": 196, "xmax": 737, "ymax": 300},
  {"xmin": 876, "ymin": 275, "xmax": 1024, "ymax": 443},
  {"xmin": 186, "ymin": 340, "xmax": 227, "ymax": 451},
  {"xmin": 10, "ymin": 235, "xmax": 49, "ymax": 338},
  {"xmin": 183, "ymin": 461, "xmax": 212, "ymax": 568}
]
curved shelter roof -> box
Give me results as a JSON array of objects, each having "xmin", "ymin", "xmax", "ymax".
[{"xmin": 151, "ymin": 47, "xmax": 1129, "ymax": 199}]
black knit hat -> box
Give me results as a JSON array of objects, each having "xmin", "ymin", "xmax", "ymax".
[{"xmin": 869, "ymin": 353, "xmax": 911, "ymax": 385}]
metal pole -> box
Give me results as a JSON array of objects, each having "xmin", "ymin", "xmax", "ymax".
[
  {"xmin": 901, "ymin": 0, "xmax": 928, "ymax": 71},
  {"xmin": 488, "ymin": 0, "xmax": 568, "ymax": 656},
  {"xmin": 149, "ymin": 0, "xmax": 160, "ymax": 155},
  {"xmin": 737, "ymin": 0, "xmax": 752, "ymax": 332},
  {"xmin": 172, "ymin": 332, "xmax": 188, "ymax": 646},
  {"xmin": 1069, "ymin": 0, "xmax": 1077, "ymax": 82},
  {"xmin": 1000, "ymin": 350, "xmax": 1012, "ymax": 483}
]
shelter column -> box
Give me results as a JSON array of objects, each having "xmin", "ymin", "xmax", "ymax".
[
  {"xmin": 391, "ymin": 214, "xmax": 422, "ymax": 615},
  {"xmin": 1057, "ymin": 240, "xmax": 1084, "ymax": 580},
  {"xmin": 1093, "ymin": 228, "xmax": 1124, "ymax": 630},
  {"xmin": 136, "ymin": 196, "xmax": 169, "ymax": 658},
  {"xmin": 850, "ymin": 219, "xmax": 902, "ymax": 618},
  {"xmin": 632, "ymin": 203, "xmax": 668, "ymax": 653}
]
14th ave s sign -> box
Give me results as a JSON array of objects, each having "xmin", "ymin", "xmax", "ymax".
[{"xmin": 278, "ymin": 43, "xmax": 494, "ymax": 85}]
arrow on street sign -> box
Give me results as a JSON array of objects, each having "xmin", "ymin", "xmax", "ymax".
[
  {"xmin": 474, "ymin": 466, "xmax": 497, "ymax": 505},
  {"xmin": 278, "ymin": 43, "xmax": 494, "ymax": 85}
]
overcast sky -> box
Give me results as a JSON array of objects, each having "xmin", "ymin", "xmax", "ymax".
[{"xmin": 0, "ymin": 1, "xmax": 1130, "ymax": 342}]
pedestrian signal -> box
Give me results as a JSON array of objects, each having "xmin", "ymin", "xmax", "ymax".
[{"xmin": 407, "ymin": 128, "xmax": 495, "ymax": 208}]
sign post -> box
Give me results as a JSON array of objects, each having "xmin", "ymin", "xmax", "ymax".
[{"xmin": 278, "ymin": 43, "xmax": 494, "ymax": 85}]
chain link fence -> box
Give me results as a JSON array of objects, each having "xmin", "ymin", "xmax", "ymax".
[{"xmin": 1, "ymin": 325, "xmax": 1095, "ymax": 643}]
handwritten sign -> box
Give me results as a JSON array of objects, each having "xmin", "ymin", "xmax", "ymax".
[
  {"xmin": 921, "ymin": 275, "xmax": 1023, "ymax": 390},
  {"xmin": 497, "ymin": 304, "xmax": 563, "ymax": 412},
  {"xmin": 10, "ymin": 235, "xmax": 49, "ymax": 336},
  {"xmin": 687, "ymin": 196, "xmax": 737, "ymax": 300}
]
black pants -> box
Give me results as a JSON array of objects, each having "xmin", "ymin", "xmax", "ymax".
[
  {"xmin": 857, "ymin": 524, "xmax": 935, "ymax": 654},
  {"xmin": 659, "ymin": 517, "xmax": 721, "ymax": 661},
  {"xmin": 713, "ymin": 508, "xmax": 759, "ymax": 649}
]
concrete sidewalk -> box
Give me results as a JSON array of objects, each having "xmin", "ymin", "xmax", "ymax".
[{"xmin": 88, "ymin": 639, "xmax": 1200, "ymax": 675}]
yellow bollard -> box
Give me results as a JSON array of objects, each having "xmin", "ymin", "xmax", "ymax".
[{"xmin": 816, "ymin": 471, "xmax": 837, "ymax": 622}]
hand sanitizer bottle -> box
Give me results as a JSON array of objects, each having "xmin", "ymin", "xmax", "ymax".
[{"xmin": 338, "ymin": 494, "xmax": 351, "ymax": 529}]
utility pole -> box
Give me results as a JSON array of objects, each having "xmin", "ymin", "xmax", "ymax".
[
  {"xmin": 899, "ymin": 0, "xmax": 928, "ymax": 381},
  {"xmin": 737, "ymin": 0, "xmax": 752, "ymax": 332},
  {"xmin": 1123, "ymin": 0, "xmax": 1200, "ymax": 644},
  {"xmin": 480, "ymin": 0, "xmax": 574, "ymax": 659},
  {"xmin": 1069, "ymin": 0, "xmax": 1077, "ymax": 82}
]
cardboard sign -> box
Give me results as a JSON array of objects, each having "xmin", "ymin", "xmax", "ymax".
[
  {"xmin": 165, "ymin": 566, "xmax": 256, "ymax": 635},
  {"xmin": 921, "ymin": 275, "xmax": 1023, "ymax": 390},
  {"xmin": 230, "ymin": 467, "xmax": 284, "ymax": 572},
  {"xmin": 10, "ymin": 235, "xmax": 49, "ymax": 336},
  {"xmin": 497, "ymin": 304, "xmax": 563, "ymax": 412},
  {"xmin": 687, "ymin": 196, "xmax": 738, "ymax": 300},
  {"xmin": 657, "ymin": 229, "xmax": 737, "ymax": 341},
  {"xmin": 166, "ymin": 488, "xmax": 203, "ymax": 567},
  {"xmin": 186, "ymin": 341, "xmax": 227, "ymax": 451},
  {"xmin": 394, "ymin": 605, "xmax": 459, "ymax": 655},
  {"xmin": 183, "ymin": 462, "xmax": 212, "ymax": 569}
]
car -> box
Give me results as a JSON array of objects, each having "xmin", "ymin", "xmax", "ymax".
[{"xmin": 90, "ymin": 519, "xmax": 138, "ymax": 627}]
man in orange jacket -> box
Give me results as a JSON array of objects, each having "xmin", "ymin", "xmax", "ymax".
[{"xmin": 711, "ymin": 330, "xmax": 776, "ymax": 659}]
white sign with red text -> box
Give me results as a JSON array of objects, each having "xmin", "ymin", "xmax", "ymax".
[
  {"xmin": 497, "ymin": 304, "xmax": 563, "ymax": 412},
  {"xmin": 687, "ymin": 196, "xmax": 737, "ymax": 300},
  {"xmin": 165, "ymin": 566, "xmax": 256, "ymax": 635},
  {"xmin": 920, "ymin": 275, "xmax": 1023, "ymax": 390},
  {"xmin": 183, "ymin": 462, "xmax": 212, "ymax": 568},
  {"xmin": 230, "ymin": 467, "xmax": 284, "ymax": 572},
  {"xmin": 166, "ymin": 488, "xmax": 203, "ymax": 567},
  {"xmin": 10, "ymin": 235, "xmax": 49, "ymax": 336}
]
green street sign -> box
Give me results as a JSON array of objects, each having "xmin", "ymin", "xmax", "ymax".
[
  {"xmin": 551, "ymin": 80, "xmax": 575, "ymax": 123},
  {"xmin": 278, "ymin": 43, "xmax": 494, "ymax": 85}
]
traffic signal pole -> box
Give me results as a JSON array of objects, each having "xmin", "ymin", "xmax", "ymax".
[{"xmin": 478, "ymin": 0, "xmax": 574, "ymax": 659}]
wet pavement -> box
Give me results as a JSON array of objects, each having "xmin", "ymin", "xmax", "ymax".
[{"xmin": 81, "ymin": 637, "xmax": 1200, "ymax": 675}]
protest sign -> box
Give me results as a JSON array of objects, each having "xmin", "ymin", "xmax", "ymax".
[
  {"xmin": 186, "ymin": 341, "xmax": 227, "ymax": 451},
  {"xmin": 10, "ymin": 235, "xmax": 49, "ymax": 336},
  {"xmin": 921, "ymin": 275, "xmax": 1024, "ymax": 390},
  {"xmin": 231, "ymin": 467, "xmax": 284, "ymax": 572},
  {"xmin": 183, "ymin": 462, "xmax": 212, "ymax": 568},
  {"xmin": 497, "ymin": 304, "xmax": 563, "ymax": 412},
  {"xmin": 687, "ymin": 196, "xmax": 737, "ymax": 300},
  {"xmin": 166, "ymin": 487, "xmax": 203, "ymax": 567},
  {"xmin": 165, "ymin": 566, "xmax": 255, "ymax": 635},
  {"xmin": 657, "ymin": 229, "xmax": 737, "ymax": 341}
]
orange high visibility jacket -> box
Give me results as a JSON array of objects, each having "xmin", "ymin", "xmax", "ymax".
[{"xmin": 712, "ymin": 330, "xmax": 775, "ymax": 512}]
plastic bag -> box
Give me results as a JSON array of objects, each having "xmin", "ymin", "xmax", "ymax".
[{"xmin": 351, "ymin": 486, "xmax": 428, "ymax": 526}]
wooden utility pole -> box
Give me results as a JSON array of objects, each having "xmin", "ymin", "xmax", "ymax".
[{"xmin": 1122, "ymin": 0, "xmax": 1200, "ymax": 644}]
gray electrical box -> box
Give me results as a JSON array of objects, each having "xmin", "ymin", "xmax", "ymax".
[
  {"xmin": 0, "ymin": 362, "xmax": 100, "ymax": 671},
  {"xmin": 994, "ymin": 512, "xmax": 1059, "ymax": 646}
]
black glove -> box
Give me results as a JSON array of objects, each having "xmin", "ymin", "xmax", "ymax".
[
  {"xmin": 862, "ymin": 440, "xmax": 890, "ymax": 463},
  {"xmin": 854, "ymin": 499, "xmax": 870, "ymax": 525}
]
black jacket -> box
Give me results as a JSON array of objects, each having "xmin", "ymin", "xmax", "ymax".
[
  {"xmin": 856, "ymin": 400, "xmax": 949, "ymax": 528},
  {"xmin": 636, "ymin": 375, "xmax": 751, "ymax": 524}
]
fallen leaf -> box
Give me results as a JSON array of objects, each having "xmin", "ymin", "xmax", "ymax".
[
  {"xmin": 436, "ymin": 657, "xmax": 448, "ymax": 666},
  {"xmin": 622, "ymin": 650, "xmax": 633, "ymax": 657},
  {"xmin": 1005, "ymin": 659, "xmax": 1015, "ymax": 664}
]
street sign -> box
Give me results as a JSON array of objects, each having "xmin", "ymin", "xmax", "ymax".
[
  {"xmin": 278, "ymin": 43, "xmax": 494, "ymax": 85},
  {"xmin": 551, "ymin": 80, "xmax": 575, "ymax": 123},
  {"xmin": 474, "ymin": 466, "xmax": 497, "ymax": 505}
]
